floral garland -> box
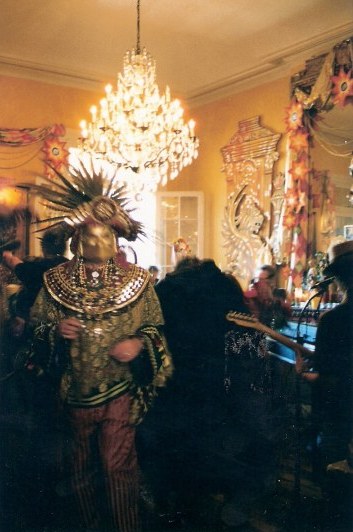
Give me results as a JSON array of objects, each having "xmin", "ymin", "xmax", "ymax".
[
  {"xmin": 283, "ymin": 99, "xmax": 310, "ymax": 289},
  {"xmin": 0, "ymin": 124, "xmax": 68, "ymax": 175},
  {"xmin": 0, "ymin": 126, "xmax": 54, "ymax": 146}
]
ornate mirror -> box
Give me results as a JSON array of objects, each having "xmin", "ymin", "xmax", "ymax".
[{"xmin": 284, "ymin": 37, "xmax": 353, "ymax": 288}]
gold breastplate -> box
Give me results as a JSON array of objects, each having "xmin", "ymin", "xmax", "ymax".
[{"xmin": 44, "ymin": 258, "xmax": 149, "ymax": 316}]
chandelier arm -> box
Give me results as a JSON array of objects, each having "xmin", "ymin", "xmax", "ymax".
[{"xmin": 144, "ymin": 137, "xmax": 179, "ymax": 168}]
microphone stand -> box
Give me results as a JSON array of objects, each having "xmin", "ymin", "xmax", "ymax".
[{"xmin": 292, "ymin": 289, "xmax": 323, "ymax": 503}]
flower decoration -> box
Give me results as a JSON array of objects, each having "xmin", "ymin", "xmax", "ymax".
[
  {"xmin": 283, "ymin": 209, "xmax": 297, "ymax": 230},
  {"xmin": 296, "ymin": 190, "xmax": 307, "ymax": 213},
  {"xmin": 282, "ymin": 186, "xmax": 306, "ymax": 230},
  {"xmin": 42, "ymin": 136, "xmax": 68, "ymax": 170},
  {"xmin": 331, "ymin": 67, "xmax": 353, "ymax": 108},
  {"xmin": 0, "ymin": 126, "xmax": 53, "ymax": 147},
  {"xmin": 284, "ymin": 189, "xmax": 299, "ymax": 210},
  {"xmin": 289, "ymin": 158, "xmax": 309, "ymax": 181},
  {"xmin": 285, "ymin": 100, "xmax": 304, "ymax": 132},
  {"xmin": 289, "ymin": 129, "xmax": 309, "ymax": 154},
  {"xmin": 49, "ymin": 124, "xmax": 66, "ymax": 137}
]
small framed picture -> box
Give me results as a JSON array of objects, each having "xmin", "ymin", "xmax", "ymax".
[{"xmin": 344, "ymin": 225, "xmax": 353, "ymax": 241}]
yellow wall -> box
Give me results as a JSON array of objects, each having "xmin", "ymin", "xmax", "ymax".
[
  {"xmin": 0, "ymin": 72, "xmax": 325, "ymax": 268},
  {"xmin": 0, "ymin": 75, "xmax": 102, "ymax": 181},
  {"xmin": 166, "ymin": 76, "xmax": 290, "ymax": 268}
]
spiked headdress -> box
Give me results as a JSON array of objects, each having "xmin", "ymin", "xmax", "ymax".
[{"xmin": 25, "ymin": 157, "xmax": 143, "ymax": 242}]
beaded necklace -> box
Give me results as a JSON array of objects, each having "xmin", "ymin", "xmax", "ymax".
[{"xmin": 77, "ymin": 257, "xmax": 114, "ymax": 289}]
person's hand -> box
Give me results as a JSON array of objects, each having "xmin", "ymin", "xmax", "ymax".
[
  {"xmin": 110, "ymin": 337, "xmax": 144, "ymax": 363},
  {"xmin": 2, "ymin": 251, "xmax": 22, "ymax": 270},
  {"xmin": 295, "ymin": 352, "xmax": 319, "ymax": 381},
  {"xmin": 57, "ymin": 318, "xmax": 82, "ymax": 340}
]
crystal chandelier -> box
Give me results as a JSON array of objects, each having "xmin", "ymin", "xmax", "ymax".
[{"xmin": 76, "ymin": 0, "xmax": 199, "ymax": 194}]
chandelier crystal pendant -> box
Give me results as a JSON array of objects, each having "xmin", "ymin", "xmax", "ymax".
[{"xmin": 76, "ymin": 0, "xmax": 199, "ymax": 194}]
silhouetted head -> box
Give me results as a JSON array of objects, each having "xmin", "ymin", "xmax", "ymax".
[{"xmin": 40, "ymin": 229, "xmax": 67, "ymax": 257}]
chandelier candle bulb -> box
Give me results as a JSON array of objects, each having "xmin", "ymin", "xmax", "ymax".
[
  {"xmin": 90, "ymin": 106, "xmax": 97, "ymax": 121},
  {"xmin": 189, "ymin": 120, "xmax": 196, "ymax": 138}
]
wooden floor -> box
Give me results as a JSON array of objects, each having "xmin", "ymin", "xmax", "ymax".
[
  {"xmin": 140, "ymin": 450, "xmax": 352, "ymax": 532},
  {"xmin": 1, "ymin": 437, "xmax": 351, "ymax": 531},
  {"xmin": 1, "ymin": 368, "xmax": 351, "ymax": 532}
]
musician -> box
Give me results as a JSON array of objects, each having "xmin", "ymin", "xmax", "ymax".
[{"xmin": 312, "ymin": 240, "xmax": 353, "ymax": 520}]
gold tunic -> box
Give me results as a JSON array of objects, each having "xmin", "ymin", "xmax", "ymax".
[{"xmin": 31, "ymin": 259, "xmax": 171, "ymax": 410}]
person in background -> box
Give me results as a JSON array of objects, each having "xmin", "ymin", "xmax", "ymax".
[
  {"xmin": 2, "ymin": 228, "xmax": 68, "ymax": 335},
  {"xmin": 0, "ymin": 203, "xmax": 30, "ymax": 342},
  {"xmin": 245, "ymin": 264, "xmax": 291, "ymax": 329},
  {"xmin": 312, "ymin": 240, "xmax": 353, "ymax": 525},
  {"xmin": 0, "ymin": 230, "xmax": 68, "ymax": 532},
  {"xmin": 147, "ymin": 265, "xmax": 160, "ymax": 285},
  {"xmin": 137, "ymin": 257, "xmax": 280, "ymax": 529}
]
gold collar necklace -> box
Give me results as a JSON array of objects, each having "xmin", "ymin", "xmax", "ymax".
[
  {"xmin": 77, "ymin": 259, "xmax": 113, "ymax": 289},
  {"xmin": 44, "ymin": 258, "xmax": 150, "ymax": 315}
]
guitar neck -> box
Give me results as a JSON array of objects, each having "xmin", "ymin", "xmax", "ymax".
[{"xmin": 250, "ymin": 321, "xmax": 314, "ymax": 359}]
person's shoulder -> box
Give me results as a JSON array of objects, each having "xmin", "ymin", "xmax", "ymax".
[
  {"xmin": 49, "ymin": 255, "xmax": 68, "ymax": 266},
  {"xmin": 154, "ymin": 273, "xmax": 171, "ymax": 291},
  {"xmin": 154, "ymin": 273, "xmax": 183, "ymax": 299},
  {"xmin": 318, "ymin": 303, "xmax": 348, "ymax": 325}
]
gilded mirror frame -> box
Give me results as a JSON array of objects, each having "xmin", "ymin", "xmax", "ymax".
[{"xmin": 283, "ymin": 37, "xmax": 353, "ymax": 289}]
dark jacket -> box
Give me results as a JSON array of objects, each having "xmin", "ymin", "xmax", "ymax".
[{"xmin": 14, "ymin": 256, "xmax": 68, "ymax": 318}]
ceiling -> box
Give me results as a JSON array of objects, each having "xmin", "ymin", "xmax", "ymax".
[{"xmin": 0, "ymin": 0, "xmax": 352, "ymax": 107}]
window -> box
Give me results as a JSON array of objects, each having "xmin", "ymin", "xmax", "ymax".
[{"xmin": 156, "ymin": 192, "xmax": 204, "ymax": 277}]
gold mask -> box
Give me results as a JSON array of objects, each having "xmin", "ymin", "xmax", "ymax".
[{"xmin": 78, "ymin": 223, "xmax": 117, "ymax": 263}]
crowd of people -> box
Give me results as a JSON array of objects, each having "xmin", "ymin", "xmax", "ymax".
[{"xmin": 0, "ymin": 169, "xmax": 352, "ymax": 531}]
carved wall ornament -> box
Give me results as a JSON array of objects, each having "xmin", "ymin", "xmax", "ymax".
[
  {"xmin": 221, "ymin": 116, "xmax": 281, "ymax": 283},
  {"xmin": 222, "ymin": 184, "xmax": 273, "ymax": 286},
  {"xmin": 269, "ymin": 173, "xmax": 286, "ymax": 265}
]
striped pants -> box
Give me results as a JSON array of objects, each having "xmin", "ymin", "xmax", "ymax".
[{"xmin": 68, "ymin": 394, "xmax": 140, "ymax": 531}]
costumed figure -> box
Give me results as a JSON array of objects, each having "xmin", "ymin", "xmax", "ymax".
[{"xmin": 27, "ymin": 159, "xmax": 173, "ymax": 532}]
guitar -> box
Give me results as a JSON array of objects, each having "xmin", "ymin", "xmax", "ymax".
[{"xmin": 226, "ymin": 311, "xmax": 315, "ymax": 361}]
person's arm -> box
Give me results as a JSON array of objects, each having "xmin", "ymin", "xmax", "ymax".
[
  {"xmin": 2, "ymin": 251, "xmax": 22, "ymax": 270},
  {"xmin": 114, "ymin": 281, "xmax": 173, "ymax": 426},
  {"xmin": 29, "ymin": 288, "xmax": 69, "ymax": 380},
  {"xmin": 110, "ymin": 283, "xmax": 173, "ymax": 386}
]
